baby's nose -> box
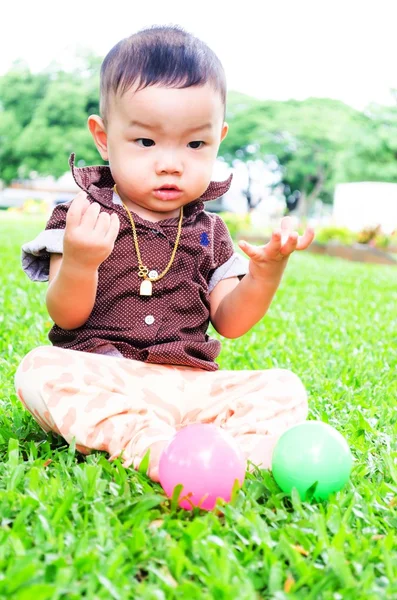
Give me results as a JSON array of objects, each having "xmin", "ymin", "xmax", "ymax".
[{"xmin": 155, "ymin": 152, "xmax": 183, "ymax": 175}]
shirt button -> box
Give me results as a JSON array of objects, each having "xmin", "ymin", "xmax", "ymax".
[
  {"xmin": 144, "ymin": 315, "xmax": 155, "ymax": 325},
  {"xmin": 148, "ymin": 270, "xmax": 158, "ymax": 278}
]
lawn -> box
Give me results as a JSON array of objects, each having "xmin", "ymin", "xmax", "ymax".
[{"xmin": 0, "ymin": 215, "xmax": 396, "ymax": 599}]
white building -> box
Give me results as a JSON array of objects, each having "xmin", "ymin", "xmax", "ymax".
[{"xmin": 333, "ymin": 182, "xmax": 397, "ymax": 234}]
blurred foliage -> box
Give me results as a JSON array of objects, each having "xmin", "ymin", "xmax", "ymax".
[
  {"xmin": 315, "ymin": 226, "xmax": 357, "ymax": 246},
  {"xmin": 6, "ymin": 198, "xmax": 48, "ymax": 215},
  {"xmin": 0, "ymin": 54, "xmax": 103, "ymax": 181},
  {"xmin": 219, "ymin": 212, "xmax": 252, "ymax": 239},
  {"xmin": 220, "ymin": 216, "xmax": 396, "ymax": 250},
  {"xmin": 223, "ymin": 93, "xmax": 397, "ymax": 215},
  {"xmin": 356, "ymin": 224, "xmax": 382, "ymax": 245},
  {"xmin": 373, "ymin": 232, "xmax": 393, "ymax": 249},
  {"xmin": 1, "ymin": 54, "xmax": 397, "ymax": 218},
  {"xmin": 315, "ymin": 224, "xmax": 395, "ymax": 249}
]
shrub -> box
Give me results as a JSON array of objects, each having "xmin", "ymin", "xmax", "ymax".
[
  {"xmin": 357, "ymin": 225, "xmax": 381, "ymax": 244},
  {"xmin": 7, "ymin": 198, "xmax": 48, "ymax": 215},
  {"xmin": 219, "ymin": 212, "xmax": 251, "ymax": 240},
  {"xmin": 315, "ymin": 226, "xmax": 356, "ymax": 246},
  {"xmin": 373, "ymin": 233, "xmax": 392, "ymax": 249}
]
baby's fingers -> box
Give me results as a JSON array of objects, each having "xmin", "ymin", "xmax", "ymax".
[
  {"xmin": 296, "ymin": 227, "xmax": 315, "ymax": 250},
  {"xmin": 65, "ymin": 191, "xmax": 89, "ymax": 229},
  {"xmin": 270, "ymin": 229, "xmax": 283, "ymax": 248},
  {"xmin": 104, "ymin": 213, "xmax": 121, "ymax": 244},
  {"xmin": 280, "ymin": 231, "xmax": 299, "ymax": 255},
  {"xmin": 80, "ymin": 201, "xmax": 101, "ymax": 230},
  {"xmin": 238, "ymin": 239, "xmax": 263, "ymax": 260}
]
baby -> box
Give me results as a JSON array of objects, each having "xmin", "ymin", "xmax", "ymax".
[{"xmin": 15, "ymin": 26, "xmax": 314, "ymax": 481}]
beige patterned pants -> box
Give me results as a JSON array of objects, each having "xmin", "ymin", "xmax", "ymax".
[{"xmin": 14, "ymin": 346, "xmax": 308, "ymax": 481}]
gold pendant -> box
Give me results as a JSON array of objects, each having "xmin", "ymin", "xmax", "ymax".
[
  {"xmin": 140, "ymin": 279, "xmax": 152, "ymax": 296},
  {"xmin": 138, "ymin": 265, "xmax": 149, "ymax": 278}
]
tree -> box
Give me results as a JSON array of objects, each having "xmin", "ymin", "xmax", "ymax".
[
  {"xmin": 0, "ymin": 60, "xmax": 50, "ymax": 128},
  {"xmin": 336, "ymin": 93, "xmax": 397, "ymax": 183},
  {"xmin": 0, "ymin": 110, "xmax": 22, "ymax": 183},
  {"xmin": 0, "ymin": 54, "xmax": 103, "ymax": 183},
  {"xmin": 1, "ymin": 57, "xmax": 397, "ymax": 214},
  {"xmin": 15, "ymin": 78, "xmax": 100, "ymax": 178},
  {"xmin": 220, "ymin": 95, "xmax": 365, "ymax": 216}
]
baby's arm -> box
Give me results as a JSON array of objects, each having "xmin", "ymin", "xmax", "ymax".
[
  {"xmin": 210, "ymin": 272, "xmax": 281, "ymax": 339},
  {"xmin": 210, "ymin": 217, "xmax": 314, "ymax": 339},
  {"xmin": 46, "ymin": 191, "xmax": 120, "ymax": 330},
  {"xmin": 46, "ymin": 253, "xmax": 99, "ymax": 330}
]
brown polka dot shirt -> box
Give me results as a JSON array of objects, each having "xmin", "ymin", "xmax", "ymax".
[{"xmin": 21, "ymin": 153, "xmax": 249, "ymax": 371}]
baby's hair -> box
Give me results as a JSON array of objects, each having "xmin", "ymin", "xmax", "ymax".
[{"xmin": 99, "ymin": 25, "xmax": 227, "ymax": 126}]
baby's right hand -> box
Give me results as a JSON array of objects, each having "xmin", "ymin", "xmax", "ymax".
[{"xmin": 63, "ymin": 191, "xmax": 120, "ymax": 270}]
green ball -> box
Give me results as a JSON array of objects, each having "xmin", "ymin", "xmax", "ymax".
[{"xmin": 272, "ymin": 421, "xmax": 352, "ymax": 500}]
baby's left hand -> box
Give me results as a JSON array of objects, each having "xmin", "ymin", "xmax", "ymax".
[{"xmin": 238, "ymin": 216, "xmax": 315, "ymax": 278}]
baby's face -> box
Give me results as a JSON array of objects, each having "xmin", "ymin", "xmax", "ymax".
[{"xmin": 97, "ymin": 83, "xmax": 228, "ymax": 220}]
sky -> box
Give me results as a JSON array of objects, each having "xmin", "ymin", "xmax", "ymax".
[{"xmin": 1, "ymin": 0, "xmax": 396, "ymax": 111}]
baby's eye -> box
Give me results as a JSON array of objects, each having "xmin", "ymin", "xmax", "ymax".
[
  {"xmin": 188, "ymin": 141, "xmax": 205, "ymax": 149},
  {"xmin": 135, "ymin": 138, "xmax": 155, "ymax": 147}
]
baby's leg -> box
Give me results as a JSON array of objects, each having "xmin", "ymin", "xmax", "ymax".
[
  {"xmin": 183, "ymin": 368, "xmax": 308, "ymax": 470},
  {"xmin": 14, "ymin": 346, "xmax": 185, "ymax": 481}
]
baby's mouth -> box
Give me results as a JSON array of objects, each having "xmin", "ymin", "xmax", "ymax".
[
  {"xmin": 152, "ymin": 187, "xmax": 183, "ymax": 201},
  {"xmin": 156, "ymin": 185, "xmax": 181, "ymax": 191}
]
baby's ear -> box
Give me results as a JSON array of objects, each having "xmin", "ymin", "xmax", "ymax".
[
  {"xmin": 220, "ymin": 121, "xmax": 229, "ymax": 142},
  {"xmin": 87, "ymin": 115, "xmax": 109, "ymax": 160}
]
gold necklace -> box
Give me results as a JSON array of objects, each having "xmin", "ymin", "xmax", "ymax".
[{"xmin": 113, "ymin": 184, "xmax": 183, "ymax": 296}]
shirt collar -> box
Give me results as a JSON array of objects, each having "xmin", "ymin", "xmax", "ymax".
[{"xmin": 68, "ymin": 153, "xmax": 233, "ymax": 222}]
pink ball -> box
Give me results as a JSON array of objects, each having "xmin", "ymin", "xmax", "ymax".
[{"xmin": 159, "ymin": 423, "xmax": 246, "ymax": 510}]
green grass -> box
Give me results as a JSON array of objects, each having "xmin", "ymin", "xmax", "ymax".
[{"xmin": 1, "ymin": 215, "xmax": 396, "ymax": 599}]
